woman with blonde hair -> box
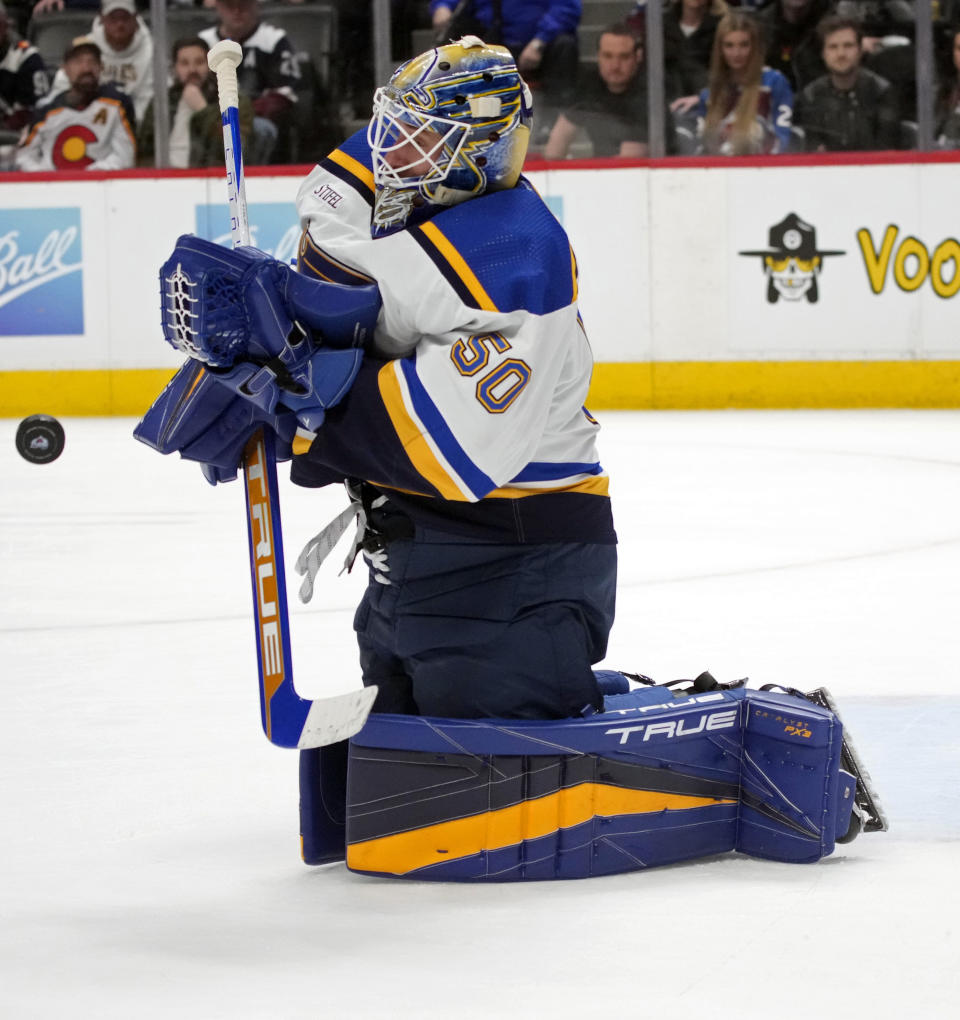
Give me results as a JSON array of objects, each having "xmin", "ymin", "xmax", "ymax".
[{"xmin": 696, "ymin": 10, "xmax": 794, "ymax": 154}]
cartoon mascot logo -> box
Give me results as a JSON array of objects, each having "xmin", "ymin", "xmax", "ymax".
[{"xmin": 739, "ymin": 213, "xmax": 845, "ymax": 303}]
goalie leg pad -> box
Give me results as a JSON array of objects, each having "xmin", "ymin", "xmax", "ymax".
[
  {"xmin": 322, "ymin": 685, "xmax": 860, "ymax": 881},
  {"xmin": 300, "ymin": 741, "xmax": 349, "ymax": 865}
]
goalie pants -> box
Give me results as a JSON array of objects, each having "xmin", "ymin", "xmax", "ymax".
[{"xmin": 353, "ymin": 521, "xmax": 617, "ymax": 720}]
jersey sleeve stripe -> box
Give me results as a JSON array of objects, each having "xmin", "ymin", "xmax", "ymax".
[
  {"xmin": 488, "ymin": 475, "xmax": 610, "ymax": 499},
  {"xmin": 398, "ymin": 356, "xmax": 497, "ymax": 499},
  {"xmin": 297, "ymin": 230, "xmax": 376, "ymax": 285},
  {"xmin": 22, "ymin": 105, "xmax": 65, "ymax": 145},
  {"xmin": 412, "ymin": 221, "xmax": 499, "ymax": 312},
  {"xmin": 377, "ymin": 360, "xmax": 475, "ymax": 501},
  {"xmin": 511, "ymin": 461, "xmax": 603, "ymax": 482},
  {"xmin": 99, "ymin": 96, "xmax": 136, "ymax": 146},
  {"xmin": 570, "ymin": 245, "xmax": 579, "ymax": 301},
  {"xmin": 321, "ymin": 148, "xmax": 375, "ymax": 204}
]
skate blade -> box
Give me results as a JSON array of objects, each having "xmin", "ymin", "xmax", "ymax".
[{"xmin": 804, "ymin": 686, "xmax": 890, "ymax": 834}]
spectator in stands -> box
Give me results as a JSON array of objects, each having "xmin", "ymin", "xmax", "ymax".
[
  {"xmin": 16, "ymin": 38, "xmax": 135, "ymax": 169},
  {"xmin": 44, "ymin": 0, "xmax": 153, "ymax": 126},
  {"xmin": 544, "ymin": 22, "xmax": 670, "ymax": 158},
  {"xmin": 430, "ymin": 0, "xmax": 581, "ymax": 119},
  {"xmin": 835, "ymin": 1, "xmax": 915, "ymax": 114},
  {"xmin": 0, "ymin": 0, "xmax": 50, "ymax": 131},
  {"xmin": 136, "ymin": 36, "xmax": 257, "ymax": 168},
  {"xmin": 758, "ymin": 0, "xmax": 830, "ymax": 92},
  {"xmin": 663, "ymin": 0, "xmax": 728, "ymax": 102},
  {"xmin": 936, "ymin": 25, "xmax": 960, "ymax": 147},
  {"xmin": 200, "ymin": 0, "xmax": 302, "ymax": 161},
  {"xmin": 695, "ymin": 10, "xmax": 794, "ymax": 154},
  {"xmin": 793, "ymin": 14, "xmax": 900, "ymax": 151}
]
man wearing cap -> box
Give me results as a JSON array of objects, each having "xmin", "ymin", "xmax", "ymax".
[
  {"xmin": 16, "ymin": 38, "xmax": 135, "ymax": 170},
  {"xmin": 45, "ymin": 0, "xmax": 153, "ymax": 126}
]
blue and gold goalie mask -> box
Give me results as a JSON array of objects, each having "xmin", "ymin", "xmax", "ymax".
[{"xmin": 367, "ymin": 36, "xmax": 533, "ymax": 230}]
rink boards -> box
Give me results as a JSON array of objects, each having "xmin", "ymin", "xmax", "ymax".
[{"xmin": 0, "ymin": 152, "xmax": 958, "ymax": 415}]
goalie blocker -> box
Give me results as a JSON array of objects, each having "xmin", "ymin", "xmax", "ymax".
[{"xmin": 301, "ymin": 674, "xmax": 887, "ymax": 881}]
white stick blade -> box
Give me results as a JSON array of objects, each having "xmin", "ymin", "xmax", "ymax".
[{"xmin": 296, "ymin": 686, "xmax": 378, "ymax": 749}]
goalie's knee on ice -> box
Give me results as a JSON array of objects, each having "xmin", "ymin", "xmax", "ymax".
[{"xmin": 300, "ymin": 683, "xmax": 860, "ymax": 881}]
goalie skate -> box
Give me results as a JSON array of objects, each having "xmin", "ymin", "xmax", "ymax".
[{"xmin": 803, "ymin": 686, "xmax": 890, "ymax": 841}]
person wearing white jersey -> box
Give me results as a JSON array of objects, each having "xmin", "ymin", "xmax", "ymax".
[
  {"xmin": 290, "ymin": 36, "xmax": 617, "ymax": 720},
  {"xmin": 45, "ymin": 0, "xmax": 153, "ymax": 126},
  {"xmin": 137, "ymin": 35, "xmax": 616, "ymax": 721},
  {"xmin": 16, "ymin": 38, "xmax": 135, "ymax": 170}
]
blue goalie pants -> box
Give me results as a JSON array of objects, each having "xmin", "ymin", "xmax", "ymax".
[{"xmin": 353, "ymin": 525, "xmax": 618, "ymax": 720}]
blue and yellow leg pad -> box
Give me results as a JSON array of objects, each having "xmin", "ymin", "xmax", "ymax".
[{"xmin": 301, "ymin": 683, "xmax": 859, "ymax": 881}]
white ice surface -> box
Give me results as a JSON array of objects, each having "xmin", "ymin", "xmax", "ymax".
[{"xmin": 1, "ymin": 411, "xmax": 958, "ymax": 1019}]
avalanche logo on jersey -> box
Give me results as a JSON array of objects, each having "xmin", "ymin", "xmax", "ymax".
[
  {"xmin": 194, "ymin": 202, "xmax": 299, "ymax": 262},
  {"xmin": 0, "ymin": 206, "xmax": 84, "ymax": 336},
  {"xmin": 52, "ymin": 124, "xmax": 98, "ymax": 170}
]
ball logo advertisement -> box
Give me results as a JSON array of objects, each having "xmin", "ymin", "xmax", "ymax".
[
  {"xmin": 0, "ymin": 207, "xmax": 84, "ymax": 336},
  {"xmin": 194, "ymin": 202, "xmax": 300, "ymax": 261}
]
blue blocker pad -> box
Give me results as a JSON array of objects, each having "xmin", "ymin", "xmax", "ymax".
[{"xmin": 300, "ymin": 682, "xmax": 860, "ymax": 881}]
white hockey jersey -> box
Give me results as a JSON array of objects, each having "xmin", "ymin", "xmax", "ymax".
[
  {"xmin": 291, "ymin": 130, "xmax": 615, "ymax": 546},
  {"xmin": 16, "ymin": 83, "xmax": 135, "ymax": 171},
  {"xmin": 47, "ymin": 16, "xmax": 154, "ymax": 125}
]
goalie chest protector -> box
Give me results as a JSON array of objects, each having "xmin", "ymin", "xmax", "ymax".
[{"xmin": 302, "ymin": 685, "xmax": 858, "ymax": 881}]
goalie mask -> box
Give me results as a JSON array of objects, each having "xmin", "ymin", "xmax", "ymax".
[{"xmin": 367, "ymin": 35, "xmax": 533, "ymax": 234}]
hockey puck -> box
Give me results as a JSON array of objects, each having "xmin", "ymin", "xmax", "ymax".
[{"xmin": 15, "ymin": 414, "xmax": 65, "ymax": 464}]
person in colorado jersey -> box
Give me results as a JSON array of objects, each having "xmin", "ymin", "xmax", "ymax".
[
  {"xmin": 16, "ymin": 39, "xmax": 135, "ymax": 170},
  {"xmin": 44, "ymin": 0, "xmax": 154, "ymax": 128},
  {"xmin": 695, "ymin": 10, "xmax": 794, "ymax": 154},
  {"xmin": 291, "ymin": 36, "xmax": 617, "ymax": 720}
]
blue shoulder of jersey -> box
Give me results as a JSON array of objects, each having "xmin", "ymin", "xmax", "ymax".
[
  {"xmin": 318, "ymin": 132, "xmax": 577, "ymax": 316},
  {"xmin": 761, "ymin": 68, "xmax": 794, "ymax": 107},
  {"xmin": 409, "ymin": 180, "xmax": 578, "ymax": 317},
  {"xmin": 317, "ymin": 128, "xmax": 376, "ymax": 206}
]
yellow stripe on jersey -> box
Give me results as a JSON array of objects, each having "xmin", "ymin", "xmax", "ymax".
[
  {"xmin": 486, "ymin": 474, "xmax": 609, "ymax": 499},
  {"xmin": 328, "ymin": 147, "xmax": 375, "ymax": 193},
  {"xmin": 99, "ymin": 96, "xmax": 136, "ymax": 147},
  {"xmin": 419, "ymin": 220, "xmax": 499, "ymax": 312},
  {"xmin": 291, "ymin": 428, "xmax": 315, "ymax": 456},
  {"xmin": 377, "ymin": 361, "xmax": 468, "ymax": 500},
  {"xmin": 570, "ymin": 246, "xmax": 579, "ymax": 302},
  {"xmin": 298, "ymin": 230, "xmax": 376, "ymax": 284}
]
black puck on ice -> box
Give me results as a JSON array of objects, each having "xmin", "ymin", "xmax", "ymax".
[{"xmin": 15, "ymin": 414, "xmax": 65, "ymax": 464}]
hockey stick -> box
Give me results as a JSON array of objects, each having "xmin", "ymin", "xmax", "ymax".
[{"xmin": 208, "ymin": 40, "xmax": 376, "ymax": 748}]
